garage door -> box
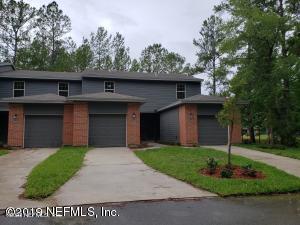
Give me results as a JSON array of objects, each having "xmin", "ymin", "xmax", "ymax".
[
  {"xmin": 198, "ymin": 115, "xmax": 228, "ymax": 145},
  {"xmin": 89, "ymin": 114, "xmax": 126, "ymax": 147},
  {"xmin": 25, "ymin": 115, "xmax": 63, "ymax": 148}
]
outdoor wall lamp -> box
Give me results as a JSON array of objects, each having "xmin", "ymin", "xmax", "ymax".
[
  {"xmin": 189, "ymin": 112, "xmax": 194, "ymax": 121},
  {"xmin": 132, "ymin": 112, "xmax": 136, "ymax": 119},
  {"xmin": 13, "ymin": 114, "xmax": 17, "ymax": 121}
]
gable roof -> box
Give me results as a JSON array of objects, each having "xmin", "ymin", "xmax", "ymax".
[
  {"xmin": 0, "ymin": 93, "xmax": 66, "ymax": 104},
  {"xmin": 67, "ymin": 92, "xmax": 145, "ymax": 103}
]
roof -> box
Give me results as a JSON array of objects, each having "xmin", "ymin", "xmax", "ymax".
[
  {"xmin": 0, "ymin": 63, "xmax": 203, "ymax": 83},
  {"xmin": 67, "ymin": 92, "xmax": 145, "ymax": 103},
  {"xmin": 0, "ymin": 93, "xmax": 66, "ymax": 104},
  {"xmin": 82, "ymin": 70, "xmax": 202, "ymax": 82},
  {"xmin": 0, "ymin": 70, "xmax": 82, "ymax": 81},
  {"xmin": 157, "ymin": 95, "xmax": 227, "ymax": 112}
]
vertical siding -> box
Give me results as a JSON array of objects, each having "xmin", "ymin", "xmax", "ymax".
[
  {"xmin": 160, "ymin": 107, "xmax": 179, "ymax": 143},
  {"xmin": 82, "ymin": 78, "xmax": 201, "ymax": 112},
  {"xmin": 197, "ymin": 104, "xmax": 223, "ymax": 115}
]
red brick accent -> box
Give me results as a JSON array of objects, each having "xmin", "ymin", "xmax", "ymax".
[
  {"xmin": 231, "ymin": 111, "xmax": 242, "ymax": 144},
  {"xmin": 127, "ymin": 103, "xmax": 141, "ymax": 147},
  {"xmin": 63, "ymin": 104, "xmax": 74, "ymax": 145},
  {"xmin": 72, "ymin": 103, "xmax": 88, "ymax": 146},
  {"xmin": 179, "ymin": 104, "xmax": 198, "ymax": 146},
  {"xmin": 7, "ymin": 104, "xmax": 24, "ymax": 148}
]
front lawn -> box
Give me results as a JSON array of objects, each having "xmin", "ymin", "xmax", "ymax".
[
  {"xmin": 135, "ymin": 147, "xmax": 300, "ymax": 196},
  {"xmin": 237, "ymin": 144, "xmax": 300, "ymax": 160},
  {"xmin": 25, "ymin": 146, "xmax": 89, "ymax": 199},
  {"xmin": 0, "ymin": 149, "xmax": 9, "ymax": 156}
]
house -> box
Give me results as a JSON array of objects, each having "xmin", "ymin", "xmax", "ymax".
[{"xmin": 0, "ymin": 63, "xmax": 241, "ymax": 148}]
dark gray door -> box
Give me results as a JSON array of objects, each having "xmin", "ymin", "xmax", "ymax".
[
  {"xmin": 198, "ymin": 115, "xmax": 228, "ymax": 145},
  {"xmin": 25, "ymin": 115, "xmax": 63, "ymax": 148},
  {"xmin": 89, "ymin": 114, "xmax": 126, "ymax": 147}
]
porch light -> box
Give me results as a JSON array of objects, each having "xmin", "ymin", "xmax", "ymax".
[
  {"xmin": 189, "ymin": 112, "xmax": 194, "ymax": 121},
  {"xmin": 13, "ymin": 114, "xmax": 17, "ymax": 121},
  {"xmin": 132, "ymin": 112, "xmax": 136, "ymax": 119}
]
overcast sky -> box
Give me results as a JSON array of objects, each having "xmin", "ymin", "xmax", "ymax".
[{"xmin": 26, "ymin": 0, "xmax": 221, "ymax": 64}]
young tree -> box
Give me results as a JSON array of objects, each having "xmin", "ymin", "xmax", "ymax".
[
  {"xmin": 0, "ymin": 0, "xmax": 36, "ymax": 64},
  {"xmin": 75, "ymin": 38, "xmax": 93, "ymax": 72},
  {"xmin": 193, "ymin": 15, "xmax": 227, "ymax": 95},
  {"xmin": 217, "ymin": 97, "xmax": 240, "ymax": 166},
  {"xmin": 36, "ymin": 1, "xmax": 71, "ymax": 68},
  {"xmin": 90, "ymin": 27, "xmax": 112, "ymax": 70},
  {"xmin": 111, "ymin": 32, "xmax": 131, "ymax": 71}
]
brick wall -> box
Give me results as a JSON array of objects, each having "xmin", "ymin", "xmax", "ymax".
[
  {"xmin": 63, "ymin": 104, "xmax": 74, "ymax": 145},
  {"xmin": 72, "ymin": 102, "xmax": 88, "ymax": 146},
  {"xmin": 7, "ymin": 104, "xmax": 24, "ymax": 148},
  {"xmin": 179, "ymin": 104, "xmax": 198, "ymax": 146},
  {"xmin": 127, "ymin": 103, "xmax": 141, "ymax": 147},
  {"xmin": 231, "ymin": 111, "xmax": 242, "ymax": 144}
]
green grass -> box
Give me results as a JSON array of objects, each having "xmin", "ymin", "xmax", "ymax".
[
  {"xmin": 237, "ymin": 143, "xmax": 300, "ymax": 160},
  {"xmin": 25, "ymin": 146, "xmax": 89, "ymax": 199},
  {"xmin": 135, "ymin": 146, "xmax": 300, "ymax": 196},
  {"xmin": 0, "ymin": 149, "xmax": 9, "ymax": 156}
]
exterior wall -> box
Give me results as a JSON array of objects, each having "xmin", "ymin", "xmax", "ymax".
[
  {"xmin": 160, "ymin": 108, "xmax": 179, "ymax": 143},
  {"xmin": 179, "ymin": 104, "xmax": 198, "ymax": 146},
  {"xmin": 7, "ymin": 104, "xmax": 24, "ymax": 148},
  {"xmin": 63, "ymin": 104, "xmax": 74, "ymax": 145},
  {"xmin": 82, "ymin": 78, "xmax": 201, "ymax": 113},
  {"xmin": 127, "ymin": 103, "xmax": 141, "ymax": 147},
  {"xmin": 72, "ymin": 103, "xmax": 88, "ymax": 146},
  {"xmin": 0, "ymin": 78, "xmax": 81, "ymax": 98},
  {"xmin": 231, "ymin": 110, "xmax": 242, "ymax": 144},
  {"xmin": 197, "ymin": 104, "xmax": 223, "ymax": 115},
  {"xmin": 24, "ymin": 104, "xmax": 64, "ymax": 115},
  {"xmin": 89, "ymin": 102, "xmax": 127, "ymax": 114}
]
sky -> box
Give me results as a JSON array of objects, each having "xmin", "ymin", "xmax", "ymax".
[{"xmin": 25, "ymin": 0, "xmax": 221, "ymax": 65}]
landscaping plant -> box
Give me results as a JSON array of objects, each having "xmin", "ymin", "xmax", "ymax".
[{"xmin": 206, "ymin": 157, "xmax": 218, "ymax": 174}]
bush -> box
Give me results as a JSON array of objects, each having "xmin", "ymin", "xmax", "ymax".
[
  {"xmin": 242, "ymin": 164, "xmax": 257, "ymax": 177},
  {"xmin": 206, "ymin": 157, "xmax": 218, "ymax": 174},
  {"xmin": 221, "ymin": 167, "xmax": 233, "ymax": 178}
]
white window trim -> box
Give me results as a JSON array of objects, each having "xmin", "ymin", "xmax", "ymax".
[
  {"xmin": 176, "ymin": 83, "xmax": 186, "ymax": 99},
  {"xmin": 104, "ymin": 81, "xmax": 115, "ymax": 93},
  {"xmin": 58, "ymin": 82, "xmax": 69, "ymax": 97},
  {"xmin": 13, "ymin": 81, "xmax": 25, "ymax": 98}
]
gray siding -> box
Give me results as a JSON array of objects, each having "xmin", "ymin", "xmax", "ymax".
[
  {"xmin": 160, "ymin": 107, "xmax": 179, "ymax": 143},
  {"xmin": 82, "ymin": 78, "xmax": 201, "ymax": 113},
  {"xmin": 198, "ymin": 104, "xmax": 223, "ymax": 115},
  {"xmin": 0, "ymin": 78, "xmax": 81, "ymax": 98},
  {"xmin": 24, "ymin": 104, "xmax": 64, "ymax": 115},
  {"xmin": 0, "ymin": 103, "xmax": 8, "ymax": 111},
  {"xmin": 89, "ymin": 102, "xmax": 127, "ymax": 114}
]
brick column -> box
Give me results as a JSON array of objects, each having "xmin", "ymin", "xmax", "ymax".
[
  {"xmin": 179, "ymin": 104, "xmax": 198, "ymax": 146},
  {"xmin": 231, "ymin": 111, "xmax": 242, "ymax": 144},
  {"xmin": 127, "ymin": 103, "xmax": 141, "ymax": 147},
  {"xmin": 8, "ymin": 104, "xmax": 24, "ymax": 148},
  {"xmin": 72, "ymin": 102, "xmax": 88, "ymax": 146},
  {"xmin": 63, "ymin": 104, "xmax": 74, "ymax": 146}
]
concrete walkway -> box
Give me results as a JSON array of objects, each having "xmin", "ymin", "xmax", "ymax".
[
  {"xmin": 0, "ymin": 149, "xmax": 57, "ymax": 209},
  {"xmin": 49, "ymin": 148, "xmax": 215, "ymax": 206},
  {"xmin": 207, "ymin": 145, "xmax": 300, "ymax": 177}
]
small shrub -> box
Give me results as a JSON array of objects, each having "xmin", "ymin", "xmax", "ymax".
[
  {"xmin": 206, "ymin": 157, "xmax": 218, "ymax": 174},
  {"xmin": 242, "ymin": 164, "xmax": 257, "ymax": 177},
  {"xmin": 221, "ymin": 167, "xmax": 233, "ymax": 178}
]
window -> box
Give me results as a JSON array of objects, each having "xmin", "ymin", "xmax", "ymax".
[
  {"xmin": 176, "ymin": 83, "xmax": 186, "ymax": 99},
  {"xmin": 13, "ymin": 81, "xmax": 25, "ymax": 97},
  {"xmin": 104, "ymin": 81, "xmax": 115, "ymax": 93},
  {"xmin": 58, "ymin": 82, "xmax": 69, "ymax": 97}
]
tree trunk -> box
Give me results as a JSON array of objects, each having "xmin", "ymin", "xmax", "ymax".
[
  {"xmin": 212, "ymin": 56, "xmax": 216, "ymax": 95},
  {"xmin": 227, "ymin": 122, "xmax": 234, "ymax": 166},
  {"xmin": 13, "ymin": 32, "xmax": 18, "ymax": 65},
  {"xmin": 249, "ymin": 126, "xmax": 256, "ymax": 143}
]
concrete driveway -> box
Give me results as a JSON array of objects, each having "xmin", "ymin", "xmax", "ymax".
[
  {"xmin": 50, "ymin": 148, "xmax": 215, "ymax": 206},
  {"xmin": 0, "ymin": 149, "xmax": 57, "ymax": 209}
]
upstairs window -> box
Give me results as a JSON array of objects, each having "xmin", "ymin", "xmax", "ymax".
[
  {"xmin": 13, "ymin": 81, "xmax": 25, "ymax": 97},
  {"xmin": 104, "ymin": 81, "xmax": 115, "ymax": 93},
  {"xmin": 58, "ymin": 82, "xmax": 69, "ymax": 97},
  {"xmin": 176, "ymin": 83, "xmax": 186, "ymax": 99}
]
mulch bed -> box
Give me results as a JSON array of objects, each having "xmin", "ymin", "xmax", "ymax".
[{"xmin": 200, "ymin": 165, "xmax": 266, "ymax": 179}]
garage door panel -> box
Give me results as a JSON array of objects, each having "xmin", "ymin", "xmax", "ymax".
[
  {"xmin": 25, "ymin": 115, "xmax": 63, "ymax": 148},
  {"xmin": 198, "ymin": 115, "xmax": 227, "ymax": 145},
  {"xmin": 89, "ymin": 114, "xmax": 126, "ymax": 147}
]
